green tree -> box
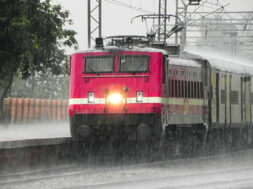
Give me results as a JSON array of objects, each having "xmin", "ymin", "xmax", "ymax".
[
  {"xmin": 0, "ymin": 0, "xmax": 77, "ymax": 123},
  {"xmin": 10, "ymin": 55, "xmax": 70, "ymax": 100}
]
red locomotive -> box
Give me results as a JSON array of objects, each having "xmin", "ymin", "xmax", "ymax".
[{"xmin": 69, "ymin": 36, "xmax": 167, "ymax": 141}]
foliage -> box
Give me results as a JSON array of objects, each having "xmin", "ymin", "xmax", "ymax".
[
  {"xmin": 0, "ymin": 0, "xmax": 77, "ymax": 122},
  {"xmin": 10, "ymin": 55, "xmax": 70, "ymax": 100}
]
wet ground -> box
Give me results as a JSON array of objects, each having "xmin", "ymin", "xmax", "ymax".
[
  {"xmin": 0, "ymin": 122, "xmax": 253, "ymax": 189},
  {"xmin": 0, "ymin": 122, "xmax": 70, "ymax": 141},
  {"xmin": 1, "ymin": 149, "xmax": 253, "ymax": 189}
]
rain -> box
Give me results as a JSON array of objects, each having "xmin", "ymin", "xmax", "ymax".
[{"xmin": 1, "ymin": 0, "xmax": 253, "ymax": 188}]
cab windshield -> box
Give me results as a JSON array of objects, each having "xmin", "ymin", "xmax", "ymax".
[
  {"xmin": 84, "ymin": 56, "xmax": 114, "ymax": 73},
  {"xmin": 119, "ymin": 55, "xmax": 149, "ymax": 73}
]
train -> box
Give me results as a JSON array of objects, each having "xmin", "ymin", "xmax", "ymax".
[{"xmin": 69, "ymin": 36, "xmax": 253, "ymax": 153}]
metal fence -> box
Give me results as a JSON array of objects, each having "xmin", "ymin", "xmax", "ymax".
[{"xmin": 2, "ymin": 98, "xmax": 69, "ymax": 123}]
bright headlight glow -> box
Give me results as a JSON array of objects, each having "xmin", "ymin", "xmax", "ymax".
[{"xmin": 108, "ymin": 93, "xmax": 123, "ymax": 104}]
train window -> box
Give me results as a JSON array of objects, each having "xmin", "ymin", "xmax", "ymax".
[
  {"xmin": 193, "ymin": 82, "xmax": 198, "ymax": 98},
  {"xmin": 198, "ymin": 82, "xmax": 201, "ymax": 98},
  {"xmin": 84, "ymin": 56, "xmax": 114, "ymax": 73},
  {"xmin": 181, "ymin": 80, "xmax": 184, "ymax": 98},
  {"xmin": 193, "ymin": 72, "xmax": 197, "ymax": 78},
  {"xmin": 200, "ymin": 82, "xmax": 203, "ymax": 98},
  {"xmin": 172, "ymin": 80, "xmax": 176, "ymax": 97},
  {"xmin": 175, "ymin": 80, "xmax": 178, "ymax": 97},
  {"xmin": 178, "ymin": 80, "xmax": 181, "ymax": 97},
  {"xmin": 184, "ymin": 81, "xmax": 187, "ymax": 98},
  {"xmin": 230, "ymin": 91, "xmax": 239, "ymax": 104},
  {"xmin": 169, "ymin": 79, "xmax": 174, "ymax": 97},
  {"xmin": 188, "ymin": 81, "xmax": 191, "ymax": 98},
  {"xmin": 191, "ymin": 82, "xmax": 194, "ymax": 98},
  {"xmin": 196, "ymin": 82, "xmax": 199, "ymax": 98},
  {"xmin": 119, "ymin": 55, "xmax": 149, "ymax": 73},
  {"xmin": 221, "ymin": 90, "xmax": 225, "ymax": 104}
]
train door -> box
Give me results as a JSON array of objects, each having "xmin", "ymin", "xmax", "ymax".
[
  {"xmin": 224, "ymin": 74, "xmax": 228, "ymax": 128},
  {"xmin": 251, "ymin": 76, "xmax": 253, "ymax": 123},
  {"xmin": 245, "ymin": 77, "xmax": 251, "ymax": 124},
  {"xmin": 228, "ymin": 75, "xmax": 232, "ymax": 127},
  {"xmin": 220, "ymin": 74, "xmax": 226, "ymax": 126},
  {"xmin": 241, "ymin": 77, "xmax": 246, "ymax": 124},
  {"xmin": 216, "ymin": 72, "xmax": 220, "ymax": 124}
]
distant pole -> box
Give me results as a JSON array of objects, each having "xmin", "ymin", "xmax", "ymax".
[
  {"xmin": 175, "ymin": 0, "xmax": 179, "ymax": 44},
  {"xmin": 158, "ymin": 0, "xmax": 167, "ymax": 43},
  {"xmin": 158, "ymin": 0, "xmax": 161, "ymax": 41},
  {"xmin": 164, "ymin": 0, "xmax": 167, "ymax": 43},
  {"xmin": 87, "ymin": 0, "xmax": 102, "ymax": 48},
  {"xmin": 87, "ymin": 0, "xmax": 91, "ymax": 48},
  {"xmin": 99, "ymin": 0, "xmax": 102, "ymax": 37}
]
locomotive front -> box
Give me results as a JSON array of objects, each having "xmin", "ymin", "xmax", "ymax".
[{"xmin": 69, "ymin": 46, "xmax": 166, "ymax": 140}]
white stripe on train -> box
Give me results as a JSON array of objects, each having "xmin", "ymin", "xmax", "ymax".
[{"xmin": 69, "ymin": 97, "xmax": 205, "ymax": 106}]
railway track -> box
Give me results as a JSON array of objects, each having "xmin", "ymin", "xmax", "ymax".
[
  {"xmin": 62, "ymin": 167, "xmax": 253, "ymax": 189},
  {"xmin": 1, "ymin": 149, "xmax": 253, "ymax": 189}
]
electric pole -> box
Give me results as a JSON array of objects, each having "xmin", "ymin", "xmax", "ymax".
[{"xmin": 87, "ymin": 0, "xmax": 102, "ymax": 48}]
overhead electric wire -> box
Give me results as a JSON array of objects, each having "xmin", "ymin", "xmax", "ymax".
[
  {"xmin": 104, "ymin": 0, "xmax": 155, "ymax": 14},
  {"xmin": 184, "ymin": 3, "xmax": 230, "ymax": 27},
  {"xmin": 184, "ymin": 0, "xmax": 209, "ymax": 22}
]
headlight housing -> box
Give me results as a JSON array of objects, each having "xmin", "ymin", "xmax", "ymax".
[
  {"xmin": 88, "ymin": 92, "xmax": 94, "ymax": 103},
  {"xmin": 108, "ymin": 93, "xmax": 123, "ymax": 104},
  {"xmin": 136, "ymin": 91, "xmax": 143, "ymax": 102}
]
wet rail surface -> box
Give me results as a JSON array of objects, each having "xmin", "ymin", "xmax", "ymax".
[{"xmin": 1, "ymin": 150, "xmax": 253, "ymax": 189}]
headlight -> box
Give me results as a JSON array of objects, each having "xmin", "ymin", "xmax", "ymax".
[
  {"xmin": 88, "ymin": 92, "xmax": 94, "ymax": 103},
  {"xmin": 108, "ymin": 93, "xmax": 123, "ymax": 104},
  {"xmin": 136, "ymin": 91, "xmax": 143, "ymax": 102}
]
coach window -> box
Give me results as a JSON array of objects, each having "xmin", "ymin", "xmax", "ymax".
[
  {"xmin": 184, "ymin": 81, "xmax": 187, "ymax": 98},
  {"xmin": 169, "ymin": 79, "xmax": 174, "ymax": 97},
  {"xmin": 196, "ymin": 82, "xmax": 200, "ymax": 98},
  {"xmin": 181, "ymin": 80, "xmax": 184, "ymax": 98},
  {"xmin": 194, "ymin": 82, "xmax": 197, "ymax": 98},
  {"xmin": 178, "ymin": 80, "xmax": 181, "ymax": 97},
  {"xmin": 200, "ymin": 82, "xmax": 203, "ymax": 98},
  {"xmin": 84, "ymin": 56, "xmax": 114, "ymax": 73},
  {"xmin": 187, "ymin": 81, "xmax": 191, "ymax": 98},
  {"xmin": 175, "ymin": 80, "xmax": 178, "ymax": 97},
  {"xmin": 170, "ymin": 80, "xmax": 174, "ymax": 97},
  {"xmin": 119, "ymin": 55, "xmax": 149, "ymax": 73},
  {"xmin": 191, "ymin": 82, "xmax": 193, "ymax": 98},
  {"xmin": 181, "ymin": 71, "xmax": 184, "ymax": 76},
  {"xmin": 193, "ymin": 72, "xmax": 197, "ymax": 78}
]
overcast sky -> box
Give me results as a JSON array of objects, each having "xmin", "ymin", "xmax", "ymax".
[{"xmin": 53, "ymin": 0, "xmax": 253, "ymax": 54}]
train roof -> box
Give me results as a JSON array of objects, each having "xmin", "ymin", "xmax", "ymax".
[
  {"xmin": 73, "ymin": 46, "xmax": 168, "ymax": 55},
  {"xmin": 204, "ymin": 56, "xmax": 253, "ymax": 76},
  {"xmin": 168, "ymin": 58, "xmax": 202, "ymax": 68},
  {"xmin": 180, "ymin": 52, "xmax": 253, "ymax": 75}
]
